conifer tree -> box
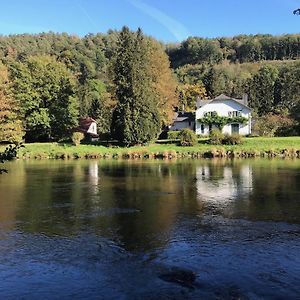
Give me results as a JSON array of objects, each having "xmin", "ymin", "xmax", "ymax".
[
  {"xmin": 247, "ymin": 65, "xmax": 278, "ymax": 115},
  {"xmin": 111, "ymin": 27, "xmax": 160, "ymax": 146}
]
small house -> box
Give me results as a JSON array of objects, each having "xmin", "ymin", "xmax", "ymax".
[
  {"xmin": 75, "ymin": 117, "xmax": 98, "ymax": 138},
  {"xmin": 169, "ymin": 111, "xmax": 195, "ymax": 131},
  {"xmin": 195, "ymin": 94, "xmax": 251, "ymax": 135}
]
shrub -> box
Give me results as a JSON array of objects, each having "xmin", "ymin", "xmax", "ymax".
[
  {"xmin": 209, "ymin": 129, "xmax": 224, "ymax": 145},
  {"xmin": 72, "ymin": 132, "xmax": 84, "ymax": 146},
  {"xmin": 167, "ymin": 131, "xmax": 181, "ymax": 140},
  {"xmin": 178, "ymin": 129, "xmax": 197, "ymax": 146},
  {"xmin": 222, "ymin": 133, "xmax": 242, "ymax": 145},
  {"xmin": 253, "ymin": 113, "xmax": 297, "ymax": 137}
]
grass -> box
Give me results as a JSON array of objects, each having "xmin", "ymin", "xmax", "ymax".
[{"xmin": 1, "ymin": 136, "xmax": 300, "ymax": 159}]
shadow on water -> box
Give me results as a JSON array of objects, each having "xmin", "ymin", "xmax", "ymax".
[{"xmin": 0, "ymin": 159, "xmax": 299, "ymax": 299}]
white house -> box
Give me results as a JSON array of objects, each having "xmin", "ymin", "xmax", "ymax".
[{"xmin": 195, "ymin": 94, "xmax": 251, "ymax": 135}]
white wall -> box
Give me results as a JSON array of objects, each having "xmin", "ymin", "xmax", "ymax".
[
  {"xmin": 87, "ymin": 122, "xmax": 97, "ymax": 135},
  {"xmin": 195, "ymin": 100, "xmax": 251, "ymax": 135},
  {"xmin": 170, "ymin": 121, "xmax": 194, "ymax": 131}
]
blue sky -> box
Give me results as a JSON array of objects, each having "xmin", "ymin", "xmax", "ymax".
[{"xmin": 0, "ymin": 0, "xmax": 299, "ymax": 42}]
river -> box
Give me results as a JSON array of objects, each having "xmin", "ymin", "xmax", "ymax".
[{"xmin": 0, "ymin": 159, "xmax": 299, "ymax": 299}]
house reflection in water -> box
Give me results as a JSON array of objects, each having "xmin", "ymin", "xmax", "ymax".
[
  {"xmin": 196, "ymin": 162, "xmax": 253, "ymax": 213},
  {"xmin": 88, "ymin": 161, "xmax": 99, "ymax": 195}
]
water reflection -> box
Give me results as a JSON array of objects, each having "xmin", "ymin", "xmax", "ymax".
[
  {"xmin": 0, "ymin": 159, "xmax": 300, "ymax": 299},
  {"xmin": 196, "ymin": 161, "xmax": 253, "ymax": 217},
  {"xmin": 197, "ymin": 162, "xmax": 253, "ymax": 200}
]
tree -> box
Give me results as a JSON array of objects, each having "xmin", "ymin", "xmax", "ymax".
[
  {"xmin": 147, "ymin": 38, "xmax": 178, "ymax": 126},
  {"xmin": 111, "ymin": 27, "xmax": 160, "ymax": 146},
  {"xmin": 0, "ymin": 64, "xmax": 23, "ymax": 143},
  {"xmin": 247, "ymin": 65, "xmax": 279, "ymax": 115},
  {"xmin": 274, "ymin": 63, "xmax": 300, "ymax": 110},
  {"xmin": 203, "ymin": 67, "xmax": 231, "ymax": 98},
  {"xmin": 79, "ymin": 79, "xmax": 115, "ymax": 136},
  {"xmin": 9, "ymin": 56, "xmax": 79, "ymax": 141},
  {"xmin": 177, "ymin": 83, "xmax": 207, "ymax": 111}
]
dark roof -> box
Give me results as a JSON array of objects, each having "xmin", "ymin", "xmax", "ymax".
[
  {"xmin": 79, "ymin": 117, "xmax": 96, "ymax": 130},
  {"xmin": 197, "ymin": 94, "xmax": 250, "ymax": 109},
  {"xmin": 74, "ymin": 117, "xmax": 98, "ymax": 138},
  {"xmin": 173, "ymin": 112, "xmax": 195, "ymax": 123}
]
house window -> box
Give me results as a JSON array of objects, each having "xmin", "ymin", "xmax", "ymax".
[
  {"xmin": 204, "ymin": 111, "xmax": 217, "ymax": 117},
  {"xmin": 228, "ymin": 111, "xmax": 241, "ymax": 117},
  {"xmin": 201, "ymin": 124, "xmax": 205, "ymax": 134}
]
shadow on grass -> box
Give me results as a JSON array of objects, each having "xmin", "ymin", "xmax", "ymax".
[{"xmin": 156, "ymin": 139, "xmax": 209, "ymax": 145}]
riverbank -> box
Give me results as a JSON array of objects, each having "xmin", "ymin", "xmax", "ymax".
[{"xmin": 1, "ymin": 137, "xmax": 300, "ymax": 159}]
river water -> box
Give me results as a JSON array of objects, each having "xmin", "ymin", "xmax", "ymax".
[{"xmin": 0, "ymin": 159, "xmax": 299, "ymax": 299}]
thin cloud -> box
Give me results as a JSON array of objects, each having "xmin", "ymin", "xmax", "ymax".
[
  {"xmin": 75, "ymin": 0, "xmax": 99, "ymax": 31},
  {"xmin": 128, "ymin": 0, "xmax": 190, "ymax": 41}
]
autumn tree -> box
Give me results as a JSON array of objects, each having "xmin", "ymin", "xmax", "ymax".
[
  {"xmin": 177, "ymin": 83, "xmax": 207, "ymax": 111},
  {"xmin": 148, "ymin": 38, "xmax": 178, "ymax": 125},
  {"xmin": 0, "ymin": 64, "xmax": 23, "ymax": 143}
]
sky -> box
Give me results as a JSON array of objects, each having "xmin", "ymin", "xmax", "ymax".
[{"xmin": 0, "ymin": 0, "xmax": 299, "ymax": 42}]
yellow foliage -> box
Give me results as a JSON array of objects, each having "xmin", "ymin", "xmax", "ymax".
[
  {"xmin": 148, "ymin": 39, "xmax": 179, "ymax": 125},
  {"xmin": 178, "ymin": 83, "xmax": 208, "ymax": 111},
  {"xmin": 0, "ymin": 64, "xmax": 24, "ymax": 143}
]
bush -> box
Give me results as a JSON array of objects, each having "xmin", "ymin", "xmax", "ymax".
[
  {"xmin": 209, "ymin": 129, "xmax": 224, "ymax": 145},
  {"xmin": 72, "ymin": 132, "xmax": 84, "ymax": 146},
  {"xmin": 209, "ymin": 129, "xmax": 243, "ymax": 145},
  {"xmin": 167, "ymin": 131, "xmax": 181, "ymax": 140},
  {"xmin": 178, "ymin": 129, "xmax": 197, "ymax": 146},
  {"xmin": 222, "ymin": 133, "xmax": 242, "ymax": 145},
  {"xmin": 253, "ymin": 113, "xmax": 297, "ymax": 137}
]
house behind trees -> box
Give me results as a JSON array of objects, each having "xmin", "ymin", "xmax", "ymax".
[
  {"xmin": 75, "ymin": 117, "xmax": 98, "ymax": 138},
  {"xmin": 169, "ymin": 111, "xmax": 195, "ymax": 131}
]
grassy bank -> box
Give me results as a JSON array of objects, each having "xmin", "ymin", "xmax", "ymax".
[{"xmin": 1, "ymin": 137, "xmax": 300, "ymax": 159}]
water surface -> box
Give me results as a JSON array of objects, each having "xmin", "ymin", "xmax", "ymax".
[{"xmin": 0, "ymin": 159, "xmax": 299, "ymax": 299}]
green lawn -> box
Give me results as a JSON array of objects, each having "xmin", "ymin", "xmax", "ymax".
[{"xmin": 1, "ymin": 136, "xmax": 300, "ymax": 159}]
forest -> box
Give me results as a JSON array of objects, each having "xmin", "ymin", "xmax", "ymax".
[{"xmin": 0, "ymin": 29, "xmax": 300, "ymax": 145}]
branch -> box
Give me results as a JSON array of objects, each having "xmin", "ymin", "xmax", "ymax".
[{"xmin": 0, "ymin": 143, "xmax": 23, "ymax": 174}]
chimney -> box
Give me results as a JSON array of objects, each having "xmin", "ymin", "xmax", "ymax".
[
  {"xmin": 196, "ymin": 97, "xmax": 202, "ymax": 109},
  {"xmin": 242, "ymin": 94, "xmax": 248, "ymax": 106},
  {"xmin": 181, "ymin": 104, "xmax": 185, "ymax": 113}
]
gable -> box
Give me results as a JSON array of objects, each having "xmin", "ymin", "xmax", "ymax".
[{"xmin": 197, "ymin": 99, "xmax": 251, "ymax": 114}]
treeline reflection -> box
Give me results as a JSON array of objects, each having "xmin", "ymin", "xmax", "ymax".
[{"xmin": 0, "ymin": 159, "xmax": 299, "ymax": 249}]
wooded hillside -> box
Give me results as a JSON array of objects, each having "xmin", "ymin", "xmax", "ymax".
[{"xmin": 0, "ymin": 31, "xmax": 299, "ymax": 143}]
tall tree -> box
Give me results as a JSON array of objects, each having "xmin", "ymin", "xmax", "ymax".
[
  {"xmin": 0, "ymin": 64, "xmax": 23, "ymax": 143},
  {"xmin": 148, "ymin": 38, "xmax": 178, "ymax": 125},
  {"xmin": 247, "ymin": 65, "xmax": 279, "ymax": 115},
  {"xmin": 111, "ymin": 27, "xmax": 160, "ymax": 146}
]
